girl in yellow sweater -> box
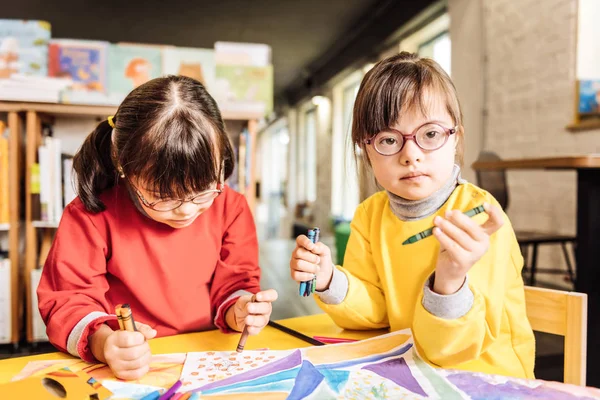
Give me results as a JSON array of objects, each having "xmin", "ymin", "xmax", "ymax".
[{"xmin": 289, "ymin": 52, "xmax": 535, "ymax": 379}]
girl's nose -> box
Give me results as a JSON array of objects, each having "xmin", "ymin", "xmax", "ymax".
[{"xmin": 398, "ymin": 139, "xmax": 422, "ymax": 165}]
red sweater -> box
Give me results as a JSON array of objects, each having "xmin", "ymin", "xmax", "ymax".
[{"xmin": 37, "ymin": 184, "xmax": 261, "ymax": 362}]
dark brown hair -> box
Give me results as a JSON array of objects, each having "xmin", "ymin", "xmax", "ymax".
[
  {"xmin": 351, "ymin": 52, "xmax": 464, "ymax": 164},
  {"xmin": 73, "ymin": 75, "xmax": 234, "ymax": 213}
]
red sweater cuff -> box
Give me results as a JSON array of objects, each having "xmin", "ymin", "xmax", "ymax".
[
  {"xmin": 214, "ymin": 296, "xmax": 241, "ymax": 334},
  {"xmin": 76, "ymin": 316, "xmax": 119, "ymax": 363}
]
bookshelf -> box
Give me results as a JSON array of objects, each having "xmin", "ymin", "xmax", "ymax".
[
  {"xmin": 0, "ymin": 111, "xmax": 22, "ymax": 347},
  {"xmin": 0, "ymin": 100, "xmax": 258, "ymax": 343}
]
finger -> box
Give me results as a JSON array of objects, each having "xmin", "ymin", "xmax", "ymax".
[
  {"xmin": 311, "ymin": 242, "xmax": 331, "ymax": 258},
  {"xmin": 296, "ymin": 235, "xmax": 316, "ymax": 251},
  {"xmin": 112, "ymin": 349, "xmax": 152, "ymax": 371},
  {"xmin": 114, "ymin": 364, "xmax": 150, "ymax": 381},
  {"xmin": 292, "ymin": 259, "xmax": 320, "ymax": 274},
  {"xmin": 481, "ymin": 203, "xmax": 504, "ymax": 235},
  {"xmin": 245, "ymin": 314, "xmax": 269, "ymax": 329},
  {"xmin": 114, "ymin": 343, "xmax": 151, "ymax": 361},
  {"xmin": 434, "ymin": 216, "xmax": 475, "ymax": 252},
  {"xmin": 445, "ymin": 210, "xmax": 487, "ymax": 242},
  {"xmin": 293, "ymin": 248, "xmax": 321, "ymax": 264},
  {"xmin": 433, "ymin": 226, "xmax": 467, "ymax": 260},
  {"xmin": 247, "ymin": 301, "xmax": 273, "ymax": 315},
  {"xmin": 136, "ymin": 323, "xmax": 157, "ymax": 340},
  {"xmin": 254, "ymin": 289, "xmax": 278, "ymax": 303},
  {"xmin": 114, "ymin": 331, "xmax": 146, "ymax": 348},
  {"xmin": 291, "ymin": 271, "xmax": 316, "ymax": 282}
]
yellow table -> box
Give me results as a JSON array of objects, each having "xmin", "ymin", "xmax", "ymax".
[{"xmin": 0, "ymin": 314, "xmax": 386, "ymax": 384}]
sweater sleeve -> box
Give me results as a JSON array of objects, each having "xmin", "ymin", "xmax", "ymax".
[
  {"xmin": 412, "ymin": 202, "xmax": 530, "ymax": 370},
  {"xmin": 314, "ymin": 204, "xmax": 389, "ymax": 330},
  {"xmin": 37, "ymin": 203, "xmax": 119, "ymax": 362},
  {"xmin": 212, "ymin": 193, "xmax": 261, "ymax": 332}
]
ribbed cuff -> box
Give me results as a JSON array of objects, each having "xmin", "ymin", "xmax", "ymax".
[
  {"xmin": 214, "ymin": 289, "xmax": 254, "ymax": 333},
  {"xmin": 422, "ymin": 274, "xmax": 474, "ymax": 319},
  {"xmin": 66, "ymin": 311, "xmax": 118, "ymax": 362},
  {"xmin": 316, "ymin": 267, "xmax": 348, "ymax": 305}
]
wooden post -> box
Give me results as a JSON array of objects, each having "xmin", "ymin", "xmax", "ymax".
[
  {"xmin": 25, "ymin": 110, "xmax": 40, "ymax": 343},
  {"xmin": 7, "ymin": 112, "xmax": 21, "ymax": 345}
]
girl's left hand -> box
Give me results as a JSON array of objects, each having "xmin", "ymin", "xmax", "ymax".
[
  {"xmin": 432, "ymin": 203, "xmax": 504, "ymax": 295},
  {"xmin": 226, "ymin": 289, "xmax": 278, "ymax": 335}
]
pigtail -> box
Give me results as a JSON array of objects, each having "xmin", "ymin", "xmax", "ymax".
[{"xmin": 72, "ymin": 119, "xmax": 118, "ymax": 213}]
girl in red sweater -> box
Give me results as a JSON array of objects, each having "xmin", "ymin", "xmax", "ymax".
[{"xmin": 37, "ymin": 75, "xmax": 277, "ymax": 380}]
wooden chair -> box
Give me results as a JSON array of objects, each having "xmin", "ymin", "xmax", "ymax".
[
  {"xmin": 524, "ymin": 286, "xmax": 587, "ymax": 385},
  {"xmin": 475, "ymin": 151, "xmax": 577, "ymax": 286}
]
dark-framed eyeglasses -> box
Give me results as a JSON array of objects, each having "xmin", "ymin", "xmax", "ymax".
[
  {"xmin": 130, "ymin": 183, "xmax": 224, "ymax": 212},
  {"xmin": 364, "ymin": 123, "xmax": 457, "ymax": 156}
]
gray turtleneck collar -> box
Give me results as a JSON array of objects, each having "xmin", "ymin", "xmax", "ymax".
[{"xmin": 386, "ymin": 164, "xmax": 466, "ymax": 221}]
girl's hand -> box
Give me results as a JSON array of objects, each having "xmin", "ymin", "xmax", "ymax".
[
  {"xmin": 432, "ymin": 203, "xmax": 504, "ymax": 295},
  {"xmin": 226, "ymin": 289, "xmax": 278, "ymax": 335},
  {"xmin": 290, "ymin": 235, "xmax": 335, "ymax": 291},
  {"xmin": 101, "ymin": 322, "xmax": 156, "ymax": 380}
]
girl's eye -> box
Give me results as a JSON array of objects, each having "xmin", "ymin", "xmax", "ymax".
[{"xmin": 378, "ymin": 136, "xmax": 398, "ymax": 146}]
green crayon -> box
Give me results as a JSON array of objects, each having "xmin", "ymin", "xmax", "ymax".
[{"xmin": 402, "ymin": 205, "xmax": 486, "ymax": 245}]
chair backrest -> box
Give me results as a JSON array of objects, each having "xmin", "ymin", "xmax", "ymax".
[
  {"xmin": 474, "ymin": 151, "xmax": 509, "ymax": 210},
  {"xmin": 524, "ymin": 286, "xmax": 588, "ymax": 386}
]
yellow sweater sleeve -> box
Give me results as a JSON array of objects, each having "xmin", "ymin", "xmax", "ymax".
[
  {"xmin": 315, "ymin": 204, "xmax": 389, "ymax": 330},
  {"xmin": 412, "ymin": 206, "xmax": 528, "ymax": 369}
]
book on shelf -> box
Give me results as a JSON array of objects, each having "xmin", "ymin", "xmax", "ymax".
[
  {"xmin": 0, "ymin": 74, "xmax": 73, "ymax": 102},
  {"xmin": 49, "ymin": 39, "xmax": 112, "ymax": 105},
  {"xmin": 0, "ymin": 19, "xmax": 51, "ymax": 78},
  {"xmin": 33, "ymin": 131, "xmax": 77, "ymax": 224},
  {"xmin": 0, "ymin": 255, "xmax": 11, "ymax": 344},
  {"xmin": 30, "ymin": 268, "xmax": 48, "ymax": 342},
  {"xmin": 108, "ymin": 43, "xmax": 162, "ymax": 103},
  {"xmin": 162, "ymin": 46, "xmax": 216, "ymax": 92},
  {"xmin": 63, "ymin": 157, "xmax": 77, "ymax": 206},
  {"xmin": 214, "ymin": 42, "xmax": 273, "ymax": 117},
  {"xmin": 0, "ymin": 121, "xmax": 8, "ymax": 224},
  {"xmin": 37, "ymin": 135, "xmax": 64, "ymax": 224}
]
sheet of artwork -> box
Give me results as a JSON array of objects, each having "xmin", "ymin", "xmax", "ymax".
[
  {"xmin": 14, "ymin": 353, "xmax": 185, "ymax": 389},
  {"xmin": 14, "ymin": 331, "xmax": 600, "ymax": 399},
  {"xmin": 179, "ymin": 331, "xmax": 600, "ymax": 400}
]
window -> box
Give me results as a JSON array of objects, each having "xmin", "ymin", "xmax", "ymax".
[
  {"xmin": 399, "ymin": 13, "xmax": 451, "ymax": 75},
  {"xmin": 418, "ymin": 31, "xmax": 451, "ymax": 75},
  {"xmin": 331, "ymin": 70, "xmax": 363, "ymax": 221}
]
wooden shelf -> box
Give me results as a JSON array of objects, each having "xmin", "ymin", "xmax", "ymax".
[
  {"xmin": 472, "ymin": 155, "xmax": 600, "ymax": 170},
  {"xmin": 0, "ymin": 101, "xmax": 262, "ymax": 121},
  {"xmin": 0, "ymin": 111, "xmax": 23, "ymax": 345},
  {"xmin": 0, "ymin": 101, "xmax": 117, "ymax": 118},
  {"xmin": 32, "ymin": 221, "xmax": 59, "ymax": 228},
  {"xmin": 566, "ymin": 118, "xmax": 600, "ymax": 132}
]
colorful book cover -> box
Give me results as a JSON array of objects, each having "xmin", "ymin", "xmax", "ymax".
[
  {"xmin": 48, "ymin": 39, "xmax": 108, "ymax": 93},
  {"xmin": 0, "ymin": 19, "xmax": 51, "ymax": 77},
  {"xmin": 214, "ymin": 64, "xmax": 274, "ymax": 117},
  {"xmin": 578, "ymin": 80, "xmax": 600, "ymax": 114},
  {"xmin": 162, "ymin": 46, "xmax": 216, "ymax": 92},
  {"xmin": 108, "ymin": 43, "xmax": 162, "ymax": 101}
]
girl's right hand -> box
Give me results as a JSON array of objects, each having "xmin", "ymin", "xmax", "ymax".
[
  {"xmin": 102, "ymin": 323, "xmax": 156, "ymax": 380},
  {"xmin": 290, "ymin": 235, "xmax": 335, "ymax": 291}
]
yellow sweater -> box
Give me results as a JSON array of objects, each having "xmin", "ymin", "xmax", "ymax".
[{"xmin": 316, "ymin": 183, "xmax": 535, "ymax": 378}]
